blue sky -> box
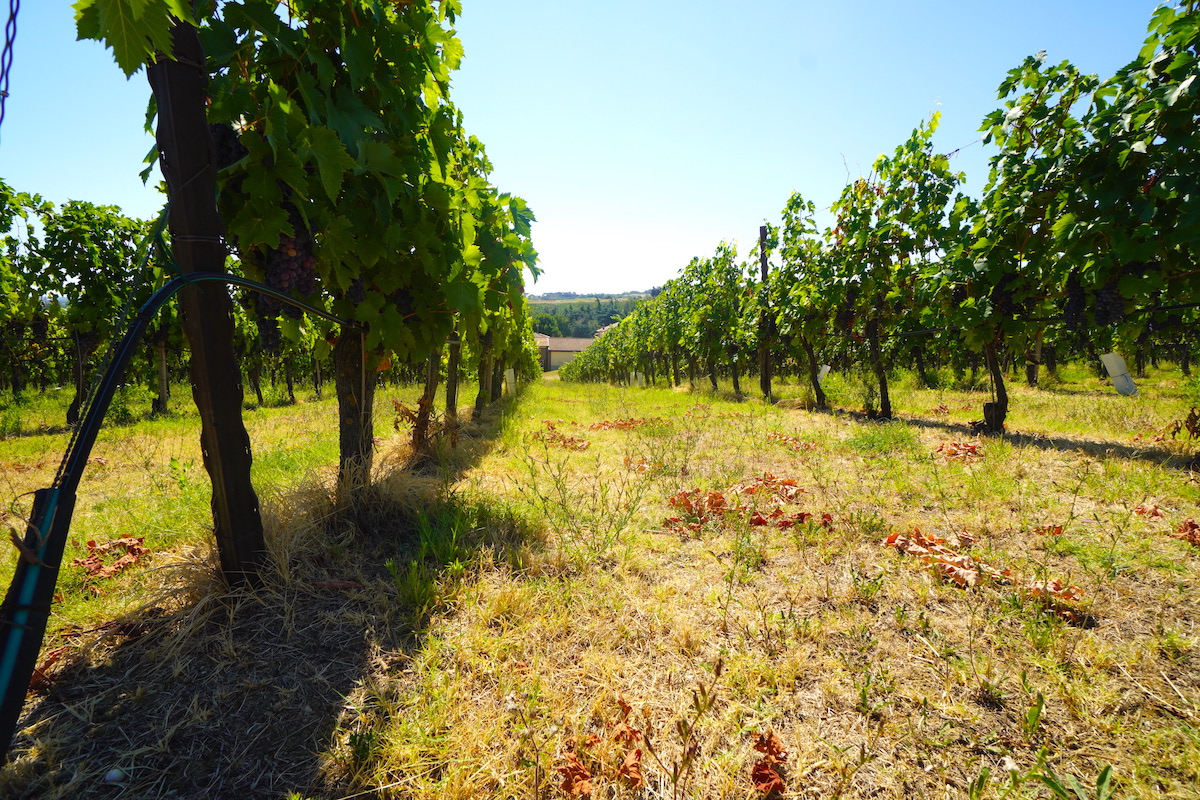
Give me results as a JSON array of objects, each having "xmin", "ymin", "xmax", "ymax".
[{"xmin": 0, "ymin": 1, "xmax": 1166, "ymax": 294}]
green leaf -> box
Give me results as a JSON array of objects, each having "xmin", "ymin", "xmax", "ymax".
[
  {"xmin": 230, "ymin": 205, "xmax": 290, "ymax": 250},
  {"xmin": 1169, "ymin": 74, "xmax": 1196, "ymax": 106},
  {"xmin": 90, "ymin": 0, "xmax": 175, "ymax": 76},
  {"xmin": 1050, "ymin": 212, "xmax": 1077, "ymax": 239},
  {"xmin": 74, "ymin": 0, "xmax": 102, "ymax": 41},
  {"xmin": 445, "ymin": 280, "xmax": 481, "ymax": 314},
  {"xmin": 279, "ymin": 315, "xmax": 302, "ymax": 343},
  {"xmin": 359, "ymin": 141, "xmax": 407, "ymax": 179},
  {"xmin": 341, "ymin": 26, "xmax": 374, "ymax": 87},
  {"xmin": 300, "ymin": 127, "xmax": 356, "ymax": 202}
]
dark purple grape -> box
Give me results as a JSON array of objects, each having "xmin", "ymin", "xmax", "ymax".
[
  {"xmin": 1064, "ymin": 272, "xmax": 1085, "ymax": 330},
  {"xmin": 209, "ymin": 123, "xmax": 248, "ymax": 170},
  {"xmin": 1094, "ymin": 284, "xmax": 1124, "ymax": 326}
]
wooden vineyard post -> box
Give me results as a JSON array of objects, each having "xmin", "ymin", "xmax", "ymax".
[
  {"xmin": 146, "ymin": 21, "xmax": 265, "ymax": 586},
  {"xmin": 475, "ymin": 330, "xmax": 493, "ymax": 412},
  {"xmin": 334, "ymin": 326, "xmax": 376, "ymax": 503},
  {"xmin": 983, "ymin": 339, "xmax": 1008, "ymax": 433},
  {"xmin": 757, "ymin": 225, "xmax": 773, "ymax": 402}
]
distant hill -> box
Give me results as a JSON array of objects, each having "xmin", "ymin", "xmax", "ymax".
[
  {"xmin": 528, "ymin": 289, "xmax": 661, "ymax": 338},
  {"xmin": 528, "ymin": 289, "xmax": 657, "ymax": 303}
]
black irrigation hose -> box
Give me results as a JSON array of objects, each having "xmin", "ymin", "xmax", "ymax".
[
  {"xmin": 0, "ymin": 0, "xmax": 17, "ymax": 141},
  {"xmin": 0, "ymin": 273, "xmax": 361, "ymax": 751}
]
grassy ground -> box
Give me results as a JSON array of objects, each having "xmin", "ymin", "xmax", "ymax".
[{"xmin": 1, "ymin": 366, "xmax": 1199, "ymax": 799}]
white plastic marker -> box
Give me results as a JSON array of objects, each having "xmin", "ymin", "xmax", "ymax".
[
  {"xmin": 818, "ymin": 365, "xmax": 831, "ymax": 384},
  {"xmin": 505, "ymin": 368, "xmax": 516, "ymax": 395},
  {"xmin": 1100, "ymin": 352, "xmax": 1138, "ymax": 396}
]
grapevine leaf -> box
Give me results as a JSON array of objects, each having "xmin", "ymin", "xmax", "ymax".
[
  {"xmin": 445, "ymin": 280, "xmax": 481, "ymax": 314},
  {"xmin": 198, "ymin": 16, "xmax": 238, "ymax": 63},
  {"xmin": 83, "ymin": 0, "xmax": 176, "ymax": 76},
  {"xmin": 1168, "ymin": 74, "xmax": 1196, "ymax": 106},
  {"xmin": 73, "ymin": 0, "xmax": 102, "ymax": 41},
  {"xmin": 319, "ymin": 215, "xmax": 356, "ymax": 265},
  {"xmin": 300, "ymin": 127, "xmax": 356, "ymax": 202},
  {"xmin": 341, "ymin": 27, "xmax": 375, "ymax": 88},
  {"xmin": 230, "ymin": 205, "xmax": 290, "ymax": 250},
  {"xmin": 359, "ymin": 141, "xmax": 407, "ymax": 180},
  {"xmin": 279, "ymin": 316, "xmax": 303, "ymax": 344}
]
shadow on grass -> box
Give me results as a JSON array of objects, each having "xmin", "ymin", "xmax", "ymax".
[
  {"xmin": 0, "ymin": 395, "xmax": 539, "ymax": 800},
  {"xmin": 886, "ymin": 411, "xmax": 1199, "ymax": 471}
]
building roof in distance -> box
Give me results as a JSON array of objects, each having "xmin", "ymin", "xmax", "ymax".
[{"xmin": 547, "ymin": 337, "xmax": 593, "ymax": 352}]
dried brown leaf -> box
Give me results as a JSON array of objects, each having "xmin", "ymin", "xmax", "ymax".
[
  {"xmin": 557, "ymin": 752, "xmax": 593, "ymax": 796},
  {"xmin": 617, "ymin": 748, "xmax": 644, "ymax": 788},
  {"xmin": 752, "ymin": 729, "xmax": 788, "ymax": 764},
  {"xmin": 751, "ymin": 759, "xmax": 786, "ymax": 794}
]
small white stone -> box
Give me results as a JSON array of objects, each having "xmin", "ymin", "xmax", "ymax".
[{"xmin": 103, "ymin": 768, "xmax": 126, "ymax": 783}]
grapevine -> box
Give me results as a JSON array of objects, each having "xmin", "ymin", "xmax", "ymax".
[
  {"xmin": 209, "ymin": 123, "xmax": 248, "ymax": 171},
  {"xmin": 1094, "ymin": 284, "xmax": 1124, "ymax": 327}
]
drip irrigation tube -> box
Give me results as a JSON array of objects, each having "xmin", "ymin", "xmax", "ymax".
[{"xmin": 0, "ymin": 272, "xmax": 361, "ymax": 751}]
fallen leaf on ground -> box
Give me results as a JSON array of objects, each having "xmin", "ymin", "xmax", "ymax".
[
  {"xmin": 611, "ymin": 720, "xmax": 641, "ymax": 745},
  {"xmin": 1025, "ymin": 579, "xmax": 1083, "ymax": 603},
  {"xmin": 71, "ymin": 537, "xmax": 150, "ymax": 580},
  {"xmin": 886, "ymin": 528, "xmax": 1009, "ymax": 586},
  {"xmin": 589, "ymin": 417, "xmax": 660, "ymax": 431},
  {"xmin": 532, "ymin": 429, "xmax": 590, "ymax": 451},
  {"xmin": 1172, "ymin": 518, "xmax": 1200, "ymax": 547},
  {"xmin": 753, "ymin": 730, "xmax": 788, "ymax": 764},
  {"xmin": 557, "ymin": 752, "xmax": 593, "ymax": 796},
  {"xmin": 766, "ymin": 432, "xmax": 818, "ymax": 452},
  {"xmin": 936, "ymin": 441, "xmax": 982, "ymax": 461},
  {"xmin": 751, "ymin": 759, "xmax": 787, "ymax": 794},
  {"xmin": 28, "ymin": 646, "xmax": 68, "ymax": 692},
  {"xmin": 617, "ymin": 748, "xmax": 644, "ymax": 788}
]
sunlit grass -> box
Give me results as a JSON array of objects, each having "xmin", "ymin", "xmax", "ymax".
[{"xmin": 2, "ymin": 364, "xmax": 1199, "ymax": 798}]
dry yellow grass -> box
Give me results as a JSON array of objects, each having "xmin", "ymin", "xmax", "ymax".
[{"xmin": 2, "ymin": 370, "xmax": 1199, "ymax": 798}]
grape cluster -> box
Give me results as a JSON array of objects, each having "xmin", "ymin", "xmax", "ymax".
[
  {"xmin": 347, "ymin": 277, "xmax": 366, "ymax": 304},
  {"xmin": 1063, "ymin": 272, "xmax": 1086, "ymax": 330},
  {"xmin": 257, "ymin": 313, "xmax": 281, "ymax": 353},
  {"xmin": 263, "ymin": 221, "xmax": 318, "ymax": 297},
  {"xmin": 390, "ymin": 287, "xmax": 415, "ymax": 316},
  {"xmin": 951, "ymin": 284, "xmax": 967, "ymax": 306},
  {"xmin": 210, "ymin": 124, "xmax": 248, "ymax": 170},
  {"xmin": 1094, "ymin": 284, "xmax": 1124, "ymax": 326},
  {"xmin": 990, "ymin": 280, "xmax": 1015, "ymax": 314}
]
